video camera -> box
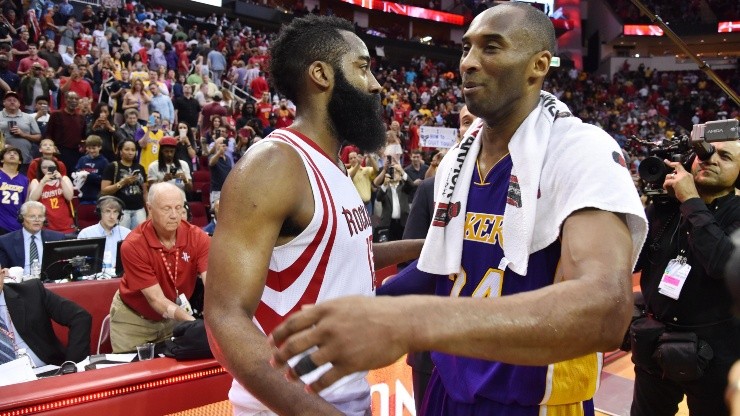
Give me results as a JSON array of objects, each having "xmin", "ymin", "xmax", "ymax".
[{"xmin": 630, "ymin": 119, "xmax": 739, "ymax": 199}]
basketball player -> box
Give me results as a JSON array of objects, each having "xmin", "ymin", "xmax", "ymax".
[
  {"xmin": 205, "ymin": 15, "xmax": 422, "ymax": 415},
  {"xmin": 269, "ymin": 4, "xmax": 648, "ymax": 415}
]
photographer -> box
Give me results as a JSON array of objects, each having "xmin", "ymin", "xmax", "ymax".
[{"xmin": 632, "ymin": 140, "xmax": 740, "ymax": 416}]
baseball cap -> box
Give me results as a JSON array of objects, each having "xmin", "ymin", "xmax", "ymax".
[
  {"xmin": 159, "ymin": 136, "xmax": 178, "ymax": 147},
  {"xmin": 3, "ymin": 91, "xmax": 20, "ymax": 100}
]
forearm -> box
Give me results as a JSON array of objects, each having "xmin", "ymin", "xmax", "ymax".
[
  {"xmin": 680, "ymin": 198, "xmax": 739, "ymax": 279},
  {"xmin": 405, "ymin": 272, "xmax": 631, "ymax": 364},
  {"xmin": 61, "ymin": 178, "xmax": 74, "ymax": 200},
  {"xmin": 28, "ymin": 183, "xmax": 42, "ymax": 200},
  {"xmin": 206, "ymin": 311, "xmax": 342, "ymax": 415},
  {"xmin": 373, "ymin": 239, "xmax": 424, "ymax": 269},
  {"xmin": 149, "ymin": 296, "xmax": 195, "ymax": 322}
]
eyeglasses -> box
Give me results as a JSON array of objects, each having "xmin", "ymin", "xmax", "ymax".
[{"xmin": 26, "ymin": 215, "xmax": 46, "ymax": 221}]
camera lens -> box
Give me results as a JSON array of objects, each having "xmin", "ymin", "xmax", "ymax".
[{"xmin": 638, "ymin": 156, "xmax": 669, "ymax": 183}]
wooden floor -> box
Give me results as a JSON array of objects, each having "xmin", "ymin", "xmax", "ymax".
[{"xmin": 595, "ymin": 351, "xmax": 689, "ymax": 416}]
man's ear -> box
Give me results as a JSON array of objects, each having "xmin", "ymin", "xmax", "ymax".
[
  {"xmin": 530, "ymin": 50, "xmax": 552, "ymax": 81},
  {"xmin": 307, "ymin": 61, "xmax": 332, "ymax": 92}
]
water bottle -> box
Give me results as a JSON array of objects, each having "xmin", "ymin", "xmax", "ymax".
[
  {"xmin": 16, "ymin": 348, "xmax": 35, "ymax": 368},
  {"xmin": 30, "ymin": 259, "xmax": 41, "ymax": 280}
]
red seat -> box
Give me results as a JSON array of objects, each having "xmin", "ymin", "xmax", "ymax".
[
  {"xmin": 188, "ymin": 201, "xmax": 209, "ymax": 227},
  {"xmin": 192, "ymin": 170, "xmax": 211, "ymax": 185},
  {"xmin": 76, "ymin": 204, "xmax": 98, "ymax": 229}
]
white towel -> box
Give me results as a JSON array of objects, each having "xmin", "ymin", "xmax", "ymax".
[{"xmin": 418, "ymin": 91, "xmax": 648, "ymax": 276}]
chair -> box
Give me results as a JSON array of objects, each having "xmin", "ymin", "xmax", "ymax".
[
  {"xmin": 76, "ymin": 204, "xmax": 98, "ymax": 229},
  {"xmin": 192, "ymin": 170, "xmax": 211, "ymax": 185},
  {"xmin": 97, "ymin": 313, "xmax": 111, "ymax": 354},
  {"xmin": 188, "ymin": 201, "xmax": 209, "ymax": 227}
]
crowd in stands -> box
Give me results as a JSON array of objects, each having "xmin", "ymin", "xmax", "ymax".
[{"xmin": 0, "ymin": 0, "xmax": 732, "ymax": 244}]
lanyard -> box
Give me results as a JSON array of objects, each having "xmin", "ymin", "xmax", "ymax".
[{"xmin": 159, "ymin": 248, "xmax": 180, "ymax": 297}]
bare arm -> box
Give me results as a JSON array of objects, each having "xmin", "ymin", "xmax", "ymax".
[
  {"xmin": 28, "ymin": 179, "xmax": 42, "ymax": 201},
  {"xmin": 270, "ymin": 209, "xmax": 634, "ymax": 392},
  {"xmin": 373, "ymin": 239, "xmax": 424, "ymax": 270},
  {"xmin": 60, "ymin": 176, "xmax": 74, "ymax": 200},
  {"xmin": 204, "ymin": 142, "xmax": 342, "ymax": 415},
  {"xmin": 141, "ymin": 283, "xmax": 195, "ymax": 322}
]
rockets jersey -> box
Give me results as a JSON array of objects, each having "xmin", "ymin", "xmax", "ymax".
[
  {"xmin": 432, "ymin": 155, "xmax": 601, "ymax": 407},
  {"xmin": 229, "ymin": 128, "xmax": 375, "ymax": 415}
]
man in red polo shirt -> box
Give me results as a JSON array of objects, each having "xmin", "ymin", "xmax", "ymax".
[{"xmin": 109, "ymin": 182, "xmax": 210, "ymax": 353}]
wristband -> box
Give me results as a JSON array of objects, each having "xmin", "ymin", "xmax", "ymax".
[{"xmin": 163, "ymin": 304, "xmax": 178, "ymax": 319}]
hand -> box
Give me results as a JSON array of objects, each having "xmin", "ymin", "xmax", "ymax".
[
  {"xmin": 662, "ymin": 160, "xmax": 699, "ymax": 203},
  {"xmin": 9, "ymin": 126, "xmax": 20, "ymax": 136},
  {"xmin": 269, "ymin": 296, "xmax": 410, "ymax": 393}
]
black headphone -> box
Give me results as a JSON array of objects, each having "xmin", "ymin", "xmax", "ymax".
[
  {"xmin": 95, "ymin": 196, "xmax": 126, "ymax": 221},
  {"xmin": 17, "ymin": 209, "xmax": 49, "ymax": 226}
]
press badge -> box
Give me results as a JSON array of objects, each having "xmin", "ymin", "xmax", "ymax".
[
  {"xmin": 658, "ymin": 257, "xmax": 691, "ymax": 300},
  {"xmin": 176, "ymin": 293, "xmax": 194, "ymax": 316}
]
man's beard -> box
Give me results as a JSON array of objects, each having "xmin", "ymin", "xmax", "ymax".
[{"xmin": 327, "ymin": 69, "xmax": 386, "ymax": 154}]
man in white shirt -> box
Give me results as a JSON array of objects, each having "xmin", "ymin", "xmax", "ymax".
[{"xmin": 77, "ymin": 196, "xmax": 131, "ymax": 275}]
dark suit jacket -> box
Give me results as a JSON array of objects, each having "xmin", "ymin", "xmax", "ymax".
[
  {"xmin": 376, "ymin": 178, "xmax": 414, "ymax": 228},
  {"xmin": 3, "ymin": 279, "xmax": 92, "ymax": 365},
  {"xmin": 0, "ymin": 229, "xmax": 66, "ymax": 270}
]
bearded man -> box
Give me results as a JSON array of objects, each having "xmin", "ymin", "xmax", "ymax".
[{"xmin": 205, "ymin": 14, "xmax": 423, "ymax": 416}]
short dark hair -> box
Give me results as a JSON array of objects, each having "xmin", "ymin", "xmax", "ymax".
[
  {"xmin": 500, "ymin": 2, "xmax": 556, "ymax": 55},
  {"xmin": 0, "ymin": 146, "xmax": 21, "ymax": 167},
  {"xmin": 269, "ymin": 14, "xmax": 355, "ymax": 102}
]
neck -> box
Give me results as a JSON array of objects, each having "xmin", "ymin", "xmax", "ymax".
[
  {"xmin": 1, "ymin": 165, "xmax": 18, "ymax": 175},
  {"xmin": 287, "ymin": 116, "xmax": 341, "ymax": 163},
  {"xmin": 64, "ymin": 107, "xmax": 75, "ymax": 114},
  {"xmin": 699, "ymin": 188, "xmax": 733, "ymax": 205},
  {"xmin": 156, "ymin": 229, "xmax": 177, "ymax": 248},
  {"xmin": 480, "ymin": 92, "xmax": 541, "ymax": 154},
  {"xmin": 101, "ymin": 223, "xmax": 114, "ymax": 234}
]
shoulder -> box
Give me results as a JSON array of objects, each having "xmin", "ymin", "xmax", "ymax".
[
  {"xmin": 43, "ymin": 229, "xmax": 67, "ymax": 241},
  {"xmin": 0, "ymin": 230, "xmax": 20, "ymax": 244}
]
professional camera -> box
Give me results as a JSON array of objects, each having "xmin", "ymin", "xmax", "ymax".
[{"xmin": 631, "ymin": 119, "xmax": 738, "ymax": 198}]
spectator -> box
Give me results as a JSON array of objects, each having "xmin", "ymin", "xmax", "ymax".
[
  {"xmin": 136, "ymin": 110, "xmax": 165, "ymax": 170},
  {"xmin": 0, "ymin": 91, "xmax": 41, "ymax": 173},
  {"xmin": 73, "ymin": 135, "xmax": 108, "ymax": 204},
  {"xmin": 28, "ymin": 158, "xmax": 74, "ymax": 234},
  {"xmin": 37, "ymin": 39, "xmax": 61, "ymax": 74},
  {"xmin": 10, "ymin": 28, "xmax": 30, "ymax": 72},
  {"xmin": 0, "ymin": 52, "xmax": 19, "ymax": 93},
  {"xmin": 404, "ymin": 149, "xmax": 428, "ymax": 203},
  {"xmin": 249, "ymin": 70, "xmax": 269, "ymax": 99},
  {"xmin": 207, "ymin": 136, "xmax": 232, "ymax": 205},
  {"xmin": 115, "ymin": 108, "xmax": 142, "ymax": 145},
  {"xmin": 100, "ymin": 140, "xmax": 148, "ymax": 230},
  {"xmin": 0, "ymin": 277, "xmax": 91, "ymax": 366},
  {"xmin": 199, "ymin": 93, "xmax": 226, "ymax": 136},
  {"xmin": 109, "ymin": 182, "xmax": 209, "ymax": 353},
  {"xmin": 206, "ymin": 47, "xmax": 226, "ymax": 86},
  {"xmin": 174, "ymin": 83, "xmax": 200, "ymax": 129},
  {"xmin": 122, "ymin": 79, "xmax": 150, "ymax": 124},
  {"xmin": 77, "ymin": 195, "xmax": 131, "ymax": 274},
  {"xmin": 45, "ymin": 91, "xmax": 85, "ymax": 175},
  {"xmin": 32, "ymin": 96, "xmax": 51, "ymax": 137},
  {"xmin": 27, "ymin": 138, "xmax": 66, "ymax": 180},
  {"xmin": 87, "ymin": 103, "xmax": 118, "ymax": 163},
  {"xmin": 348, "ymin": 151, "xmax": 378, "ymax": 215},
  {"xmin": 59, "ymin": 64, "xmax": 93, "ymax": 106},
  {"xmin": 373, "ymin": 160, "xmax": 413, "ymax": 241},
  {"xmin": 0, "ymin": 201, "xmax": 65, "ymax": 273},
  {"xmin": 17, "ymin": 43, "xmax": 48, "ymax": 76},
  {"xmin": 147, "ymin": 136, "xmax": 192, "ymax": 193},
  {"xmin": 19, "ymin": 62, "xmax": 56, "ymax": 112},
  {"xmin": 255, "ymin": 91, "xmax": 272, "ymax": 128},
  {"xmin": 174, "ymin": 122, "xmax": 197, "ymax": 172},
  {"xmin": 148, "ymin": 81, "xmax": 174, "ymax": 126},
  {"xmin": 0, "ymin": 147, "xmax": 28, "ymax": 235}
]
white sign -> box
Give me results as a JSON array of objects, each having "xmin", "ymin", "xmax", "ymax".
[{"xmin": 419, "ymin": 126, "xmax": 458, "ymax": 148}]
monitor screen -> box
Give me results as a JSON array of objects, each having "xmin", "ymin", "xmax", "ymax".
[
  {"xmin": 115, "ymin": 240, "xmax": 124, "ymax": 277},
  {"xmin": 41, "ymin": 237, "xmax": 106, "ymax": 281}
]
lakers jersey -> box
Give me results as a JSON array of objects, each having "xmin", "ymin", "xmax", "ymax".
[
  {"xmin": 229, "ymin": 128, "xmax": 375, "ymax": 416},
  {"xmin": 432, "ymin": 155, "xmax": 601, "ymax": 410}
]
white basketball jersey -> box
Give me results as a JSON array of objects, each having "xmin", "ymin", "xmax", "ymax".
[{"xmin": 229, "ymin": 128, "xmax": 375, "ymax": 416}]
